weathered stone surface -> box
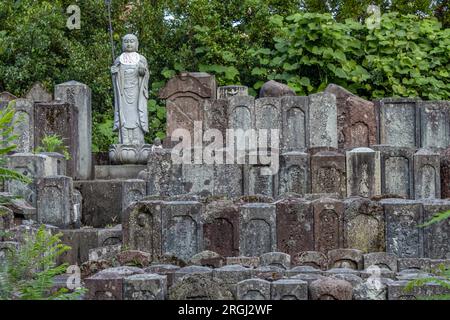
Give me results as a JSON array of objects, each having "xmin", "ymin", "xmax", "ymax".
[
  {"xmin": 189, "ymin": 250, "xmax": 224, "ymax": 268},
  {"xmin": 202, "ymin": 200, "xmax": 239, "ymax": 257},
  {"xmin": 122, "ymin": 200, "xmax": 162, "ymax": 259},
  {"xmin": 0, "ymin": 206, "xmax": 14, "ymax": 238},
  {"xmin": 181, "ymin": 162, "xmax": 215, "ymax": 196},
  {"xmin": 363, "ymin": 252, "xmax": 398, "ymax": 272},
  {"xmin": 217, "ymin": 85, "xmax": 248, "ymax": 99},
  {"xmin": 259, "ymin": 252, "xmax": 291, "ymax": 270},
  {"xmin": 312, "ymin": 198, "xmax": 344, "ymax": 253},
  {"xmin": 108, "ymin": 144, "xmax": 152, "ymax": 165},
  {"xmin": 123, "ymin": 273, "xmax": 167, "ymax": 300},
  {"xmin": 239, "ymin": 203, "xmax": 276, "ymax": 256},
  {"xmin": 308, "ymin": 92, "xmax": 337, "ymax": 149},
  {"xmin": 281, "ymin": 96, "xmax": 309, "ymax": 152},
  {"xmin": 292, "ymin": 251, "xmax": 328, "ymax": 270},
  {"xmin": 169, "ymin": 271, "xmax": 233, "ymax": 300},
  {"xmin": 213, "ymin": 163, "xmax": 243, "ymax": 197},
  {"xmin": 253, "ymin": 265, "xmax": 285, "ymax": 281},
  {"xmin": 161, "ymin": 201, "xmax": 203, "ymax": 260},
  {"xmin": 419, "ymin": 101, "xmax": 450, "ymax": 149},
  {"xmin": 397, "ymin": 258, "xmax": 431, "ymax": 271},
  {"xmin": 414, "ymin": 148, "xmax": 441, "ymax": 199},
  {"xmin": 310, "ymin": 150, "xmax": 346, "ymax": 197},
  {"xmin": 25, "ymin": 82, "xmax": 52, "ymax": 103},
  {"xmin": 244, "ymin": 164, "xmax": 276, "ymax": 197},
  {"xmin": 278, "ymin": 152, "xmax": 309, "ymax": 196},
  {"xmin": 36, "ymin": 176, "xmax": 75, "ymax": 228},
  {"xmin": 145, "ymin": 264, "xmax": 180, "ymax": 287},
  {"xmin": 88, "ymin": 244, "xmax": 122, "ymax": 262},
  {"xmin": 0, "ymin": 241, "xmax": 19, "ymax": 263},
  {"xmin": 80, "ymin": 259, "xmax": 114, "ymax": 279},
  {"xmin": 225, "ymin": 256, "xmax": 260, "ymax": 269},
  {"xmin": 202, "ymin": 99, "xmax": 228, "ymax": 139},
  {"xmin": 326, "ymin": 84, "xmax": 377, "ymax": 150},
  {"xmin": 6, "ymin": 153, "xmax": 56, "ymax": 206},
  {"xmin": 116, "ymin": 250, "xmax": 152, "ymax": 268},
  {"xmin": 34, "ymin": 101, "xmax": 78, "ymax": 178},
  {"xmin": 271, "ymin": 279, "xmax": 308, "ymax": 300},
  {"xmin": 75, "ymin": 179, "xmax": 145, "ymax": 228},
  {"xmin": 160, "ymin": 72, "xmax": 216, "ymax": 138},
  {"xmin": 259, "ymin": 80, "xmax": 295, "ymax": 98},
  {"xmin": 213, "ymin": 265, "xmax": 253, "ymax": 298},
  {"xmin": 145, "ymin": 149, "xmax": 183, "ymax": 196},
  {"xmin": 55, "ymin": 81, "xmax": 92, "ymax": 180},
  {"xmin": 387, "ymin": 281, "xmax": 450, "ymax": 300},
  {"xmin": 59, "ymin": 227, "xmax": 122, "ymax": 265},
  {"xmin": 95, "ymin": 164, "xmax": 146, "ymax": 180},
  {"xmin": 372, "ymin": 145, "xmax": 415, "ymax": 198},
  {"xmin": 382, "ymin": 199, "xmax": 423, "ymax": 258},
  {"xmin": 309, "ymin": 277, "xmax": 353, "ymax": 300},
  {"xmin": 84, "ymin": 266, "xmax": 144, "ymax": 300},
  {"xmin": 441, "ymin": 146, "xmax": 450, "ymax": 199},
  {"xmin": 0, "ymin": 91, "xmax": 17, "ymax": 109},
  {"xmin": 353, "ymin": 276, "xmax": 392, "ymax": 300},
  {"xmin": 377, "ymin": 98, "xmax": 420, "ymax": 147},
  {"xmin": 285, "ymin": 265, "xmax": 323, "ymax": 277},
  {"xmin": 227, "ymin": 96, "xmax": 255, "ymax": 139},
  {"xmin": 236, "ymin": 279, "xmax": 271, "ymax": 300},
  {"xmin": 422, "ymin": 200, "xmax": 450, "ymax": 259},
  {"xmin": 343, "ymin": 197, "xmax": 385, "ymax": 252},
  {"xmin": 275, "ymin": 198, "xmax": 314, "ymax": 255},
  {"xmin": 11, "ymin": 99, "xmax": 34, "ymax": 153},
  {"xmin": 395, "ymin": 269, "xmax": 434, "ymax": 281},
  {"xmin": 327, "ymin": 249, "xmax": 363, "ymax": 271},
  {"xmin": 346, "ymin": 147, "xmax": 381, "ymax": 197}
]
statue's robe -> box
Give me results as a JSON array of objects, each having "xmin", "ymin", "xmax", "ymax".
[{"xmin": 112, "ymin": 52, "xmax": 149, "ymax": 144}]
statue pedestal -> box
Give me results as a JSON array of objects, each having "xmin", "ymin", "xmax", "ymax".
[{"xmin": 109, "ymin": 144, "xmax": 152, "ymax": 165}]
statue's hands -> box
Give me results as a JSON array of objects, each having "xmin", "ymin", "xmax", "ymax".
[
  {"xmin": 138, "ymin": 66, "xmax": 146, "ymax": 76},
  {"xmin": 111, "ymin": 65, "xmax": 119, "ymax": 74}
]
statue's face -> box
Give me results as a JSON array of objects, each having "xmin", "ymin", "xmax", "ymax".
[{"xmin": 122, "ymin": 34, "xmax": 138, "ymax": 52}]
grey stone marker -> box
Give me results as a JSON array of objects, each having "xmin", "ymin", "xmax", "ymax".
[
  {"xmin": 217, "ymin": 85, "xmax": 248, "ymax": 99},
  {"xmin": 84, "ymin": 266, "xmax": 144, "ymax": 300},
  {"xmin": 213, "ymin": 163, "xmax": 243, "ymax": 197},
  {"xmin": 202, "ymin": 99, "xmax": 228, "ymax": 138},
  {"xmin": 343, "ymin": 196, "xmax": 385, "ymax": 252},
  {"xmin": 312, "ymin": 198, "xmax": 345, "ymax": 253},
  {"xmin": 239, "ymin": 203, "xmax": 277, "ymax": 256},
  {"xmin": 227, "ymin": 95, "xmax": 255, "ymax": 154},
  {"xmin": 260, "ymin": 252, "xmax": 291, "ymax": 270},
  {"xmin": 122, "ymin": 200, "xmax": 163, "ymax": 259},
  {"xmin": 377, "ymin": 98, "xmax": 420, "ymax": 147},
  {"xmin": 6, "ymin": 153, "xmax": 55, "ymax": 206},
  {"xmin": 145, "ymin": 264, "xmax": 180, "ymax": 288},
  {"xmin": 34, "ymin": 101, "xmax": 79, "ymax": 178},
  {"xmin": 255, "ymin": 97, "xmax": 282, "ymax": 140},
  {"xmin": 0, "ymin": 91, "xmax": 17, "ymax": 110},
  {"xmin": 308, "ymin": 92, "xmax": 337, "ymax": 148},
  {"xmin": 161, "ymin": 201, "xmax": 203, "ymax": 261},
  {"xmin": 382, "ymin": 199, "xmax": 423, "ymax": 258},
  {"xmin": 327, "ymin": 249, "xmax": 364, "ymax": 270},
  {"xmin": 346, "ymin": 147, "xmax": 381, "ymax": 197},
  {"xmin": 213, "ymin": 265, "xmax": 253, "ymax": 298},
  {"xmin": 397, "ymin": 258, "xmax": 431, "ymax": 271},
  {"xmin": 310, "ymin": 150, "xmax": 346, "ymax": 197},
  {"xmin": 25, "ymin": 82, "xmax": 52, "ymax": 103},
  {"xmin": 244, "ymin": 164, "xmax": 277, "ymax": 197},
  {"xmin": 146, "ymin": 149, "xmax": 183, "ymax": 196},
  {"xmin": 309, "ymin": 277, "xmax": 353, "ymax": 300},
  {"xmin": 387, "ymin": 281, "xmax": 449, "ymax": 300},
  {"xmin": 123, "ymin": 273, "xmax": 167, "ymax": 300},
  {"xmin": 11, "ymin": 99, "xmax": 34, "ymax": 153},
  {"xmin": 414, "ymin": 148, "xmax": 441, "ymax": 199},
  {"xmin": 236, "ymin": 279, "xmax": 271, "ymax": 300},
  {"xmin": 182, "ymin": 163, "xmax": 215, "ymax": 196},
  {"xmin": 363, "ymin": 252, "xmax": 398, "ymax": 272},
  {"xmin": 278, "ymin": 152, "xmax": 309, "ymax": 196},
  {"xmin": 74, "ymin": 179, "xmax": 146, "ymax": 227},
  {"xmin": 422, "ymin": 200, "xmax": 450, "ymax": 259},
  {"xmin": 35, "ymin": 176, "xmax": 74, "ymax": 228},
  {"xmin": 271, "ymin": 279, "xmax": 308, "ymax": 300},
  {"xmin": 225, "ymin": 256, "xmax": 260, "ymax": 269},
  {"xmin": 55, "ymin": 81, "xmax": 92, "ymax": 180},
  {"xmin": 281, "ymin": 96, "xmax": 309, "ymax": 152},
  {"xmin": 292, "ymin": 251, "xmax": 328, "ymax": 270},
  {"xmin": 419, "ymin": 101, "xmax": 450, "ymax": 149},
  {"xmin": 373, "ymin": 145, "xmax": 415, "ymax": 198}
]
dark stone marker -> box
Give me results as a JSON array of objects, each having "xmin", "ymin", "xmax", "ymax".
[{"xmin": 312, "ymin": 198, "xmax": 344, "ymax": 253}]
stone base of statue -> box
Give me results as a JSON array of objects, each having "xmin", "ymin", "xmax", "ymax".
[{"xmin": 109, "ymin": 144, "xmax": 152, "ymax": 165}]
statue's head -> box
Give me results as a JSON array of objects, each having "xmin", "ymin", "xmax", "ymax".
[{"xmin": 122, "ymin": 34, "xmax": 139, "ymax": 52}]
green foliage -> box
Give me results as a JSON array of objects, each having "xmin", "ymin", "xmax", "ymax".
[
  {"xmin": 35, "ymin": 133, "xmax": 71, "ymax": 160},
  {"xmin": 419, "ymin": 210, "xmax": 450, "ymax": 227},
  {"xmin": 0, "ymin": 102, "xmax": 32, "ymax": 200},
  {"xmin": 0, "ymin": 1, "xmax": 449, "ymax": 150},
  {"xmin": 0, "ymin": 225, "xmax": 85, "ymax": 300}
]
